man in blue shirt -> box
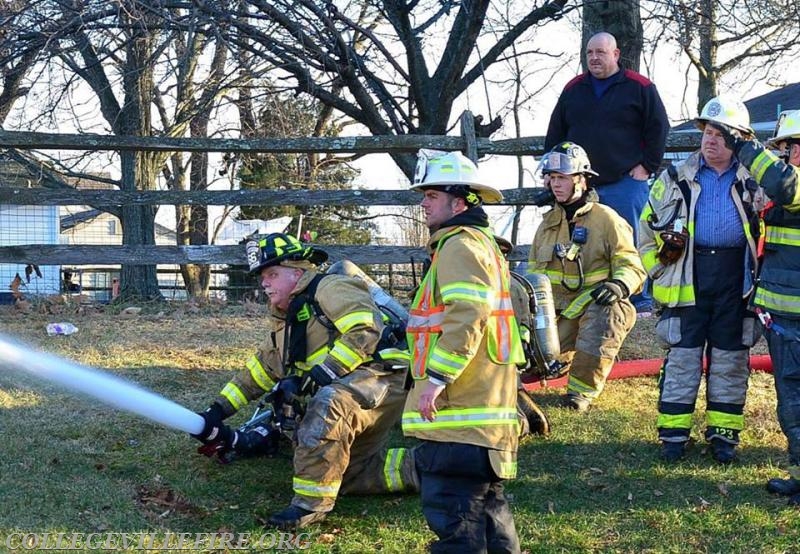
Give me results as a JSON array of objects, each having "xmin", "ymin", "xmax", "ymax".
[{"xmin": 638, "ymin": 95, "xmax": 765, "ymax": 464}]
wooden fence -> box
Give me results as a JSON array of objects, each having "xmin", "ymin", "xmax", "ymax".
[{"xmin": 0, "ymin": 111, "xmax": 757, "ymax": 274}]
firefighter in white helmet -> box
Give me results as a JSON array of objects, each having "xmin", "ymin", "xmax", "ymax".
[
  {"xmin": 403, "ymin": 150, "xmax": 525, "ymax": 552},
  {"xmin": 721, "ymin": 109, "xmax": 800, "ymax": 503},
  {"xmin": 639, "ymin": 94, "xmax": 766, "ymax": 463},
  {"xmin": 528, "ymin": 142, "xmax": 645, "ymax": 412},
  {"xmin": 192, "ymin": 232, "xmax": 416, "ymax": 529}
]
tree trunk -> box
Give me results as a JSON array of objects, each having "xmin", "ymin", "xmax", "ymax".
[
  {"xmin": 695, "ymin": 0, "xmax": 717, "ymax": 114},
  {"xmin": 582, "ymin": 0, "xmax": 643, "ymax": 72},
  {"xmin": 116, "ymin": 5, "xmax": 162, "ymax": 302}
]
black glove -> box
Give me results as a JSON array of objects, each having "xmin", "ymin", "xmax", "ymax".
[
  {"xmin": 192, "ymin": 402, "xmax": 227, "ymax": 444},
  {"xmin": 233, "ymin": 424, "xmax": 280, "ymax": 458},
  {"xmin": 272, "ymin": 376, "xmax": 303, "ymax": 407},
  {"xmin": 300, "ymin": 363, "xmax": 340, "ymax": 396},
  {"xmin": 717, "ymin": 123, "xmax": 744, "ymax": 155},
  {"xmin": 531, "ymin": 187, "xmax": 555, "ymax": 207},
  {"xmin": 590, "ymin": 280, "xmax": 628, "ymax": 306}
]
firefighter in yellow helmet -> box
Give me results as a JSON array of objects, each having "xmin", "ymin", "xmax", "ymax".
[
  {"xmin": 403, "ymin": 150, "xmax": 525, "ymax": 552},
  {"xmin": 528, "ymin": 142, "xmax": 645, "ymax": 412},
  {"xmin": 721, "ymin": 109, "xmax": 800, "ymax": 502},
  {"xmin": 191, "ymin": 233, "xmax": 416, "ymax": 529},
  {"xmin": 639, "ymin": 94, "xmax": 766, "ymax": 463}
]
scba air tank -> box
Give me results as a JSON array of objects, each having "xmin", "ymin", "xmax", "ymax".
[{"xmin": 523, "ymin": 272, "xmax": 560, "ymax": 367}]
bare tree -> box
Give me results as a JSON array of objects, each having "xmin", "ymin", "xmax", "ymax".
[
  {"xmin": 200, "ymin": 0, "xmax": 572, "ymax": 179},
  {"xmin": 2, "ymin": 1, "xmax": 243, "ymax": 300},
  {"xmin": 643, "ymin": 0, "xmax": 800, "ymax": 114},
  {"xmin": 582, "ymin": 0, "xmax": 642, "ymax": 71}
]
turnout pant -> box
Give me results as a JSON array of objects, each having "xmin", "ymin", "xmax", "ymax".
[
  {"xmin": 415, "ymin": 441, "xmax": 520, "ymax": 554},
  {"xmin": 766, "ymin": 315, "xmax": 800, "ymax": 476},
  {"xmin": 656, "ymin": 247, "xmax": 757, "ymax": 445},
  {"xmin": 558, "ymin": 299, "xmax": 637, "ymax": 400},
  {"xmin": 291, "ymin": 369, "xmax": 417, "ymax": 512}
]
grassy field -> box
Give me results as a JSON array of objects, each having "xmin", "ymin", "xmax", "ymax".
[{"xmin": 0, "ymin": 301, "xmax": 798, "ymax": 553}]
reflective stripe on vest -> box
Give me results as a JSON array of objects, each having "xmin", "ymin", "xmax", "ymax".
[
  {"xmin": 408, "ymin": 227, "xmax": 522, "ymax": 379},
  {"xmin": 402, "ymin": 407, "xmax": 519, "ymax": 431}
]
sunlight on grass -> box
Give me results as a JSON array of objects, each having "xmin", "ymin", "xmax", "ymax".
[{"xmin": 1, "ymin": 304, "xmax": 798, "ymax": 552}]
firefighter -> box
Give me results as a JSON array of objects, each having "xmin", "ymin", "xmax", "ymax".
[
  {"xmin": 403, "ymin": 150, "xmax": 525, "ymax": 553},
  {"xmin": 528, "ymin": 142, "xmax": 646, "ymax": 412},
  {"xmin": 723, "ymin": 110, "xmax": 800, "ymax": 502},
  {"xmin": 192, "ymin": 233, "xmax": 416, "ymax": 529},
  {"xmin": 639, "ymin": 95, "xmax": 765, "ymax": 463}
]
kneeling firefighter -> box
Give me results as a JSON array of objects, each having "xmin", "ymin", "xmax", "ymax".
[
  {"xmin": 191, "ymin": 233, "xmax": 416, "ymax": 529},
  {"xmin": 528, "ymin": 142, "xmax": 646, "ymax": 411}
]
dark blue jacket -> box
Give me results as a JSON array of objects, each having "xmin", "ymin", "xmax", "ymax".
[{"xmin": 545, "ymin": 69, "xmax": 670, "ymax": 186}]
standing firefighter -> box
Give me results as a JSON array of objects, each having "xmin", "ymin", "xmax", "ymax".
[
  {"xmin": 403, "ymin": 150, "xmax": 525, "ymax": 553},
  {"xmin": 191, "ymin": 233, "xmax": 416, "ymax": 529},
  {"xmin": 639, "ymin": 95, "xmax": 765, "ymax": 463},
  {"xmin": 528, "ymin": 142, "xmax": 645, "ymax": 412},
  {"xmin": 724, "ymin": 110, "xmax": 800, "ymax": 502}
]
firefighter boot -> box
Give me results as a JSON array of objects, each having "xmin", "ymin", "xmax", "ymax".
[
  {"xmin": 562, "ymin": 392, "xmax": 592, "ymax": 412},
  {"xmin": 710, "ymin": 438, "xmax": 737, "ymax": 464},
  {"xmin": 268, "ymin": 505, "xmax": 327, "ymax": 529},
  {"xmin": 660, "ymin": 441, "xmax": 686, "ymax": 463},
  {"xmin": 517, "ymin": 388, "xmax": 550, "ymax": 436},
  {"xmin": 767, "ymin": 477, "xmax": 800, "ymax": 496}
]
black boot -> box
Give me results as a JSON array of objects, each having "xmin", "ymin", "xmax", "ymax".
[
  {"xmin": 660, "ymin": 441, "xmax": 686, "ymax": 462},
  {"xmin": 517, "ymin": 389, "xmax": 550, "ymax": 436},
  {"xmin": 268, "ymin": 505, "xmax": 327, "ymax": 529},
  {"xmin": 710, "ymin": 438, "xmax": 736, "ymax": 464},
  {"xmin": 767, "ymin": 477, "xmax": 800, "ymax": 496}
]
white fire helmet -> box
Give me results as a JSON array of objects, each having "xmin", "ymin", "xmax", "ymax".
[
  {"xmin": 695, "ymin": 94, "xmax": 754, "ymax": 135},
  {"xmin": 410, "ymin": 149, "xmax": 503, "ymax": 204},
  {"xmin": 767, "ymin": 110, "xmax": 800, "ymax": 148}
]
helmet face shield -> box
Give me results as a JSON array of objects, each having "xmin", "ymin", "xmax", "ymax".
[{"xmin": 537, "ymin": 142, "xmax": 599, "ymax": 177}]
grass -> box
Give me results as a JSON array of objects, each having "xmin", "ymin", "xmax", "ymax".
[{"xmin": 0, "ymin": 303, "xmax": 797, "ymax": 553}]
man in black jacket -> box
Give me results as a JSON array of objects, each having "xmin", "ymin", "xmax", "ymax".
[{"xmin": 545, "ymin": 31, "xmax": 669, "ymax": 314}]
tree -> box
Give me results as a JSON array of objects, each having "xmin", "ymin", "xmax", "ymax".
[
  {"xmin": 235, "ymin": 90, "xmax": 374, "ymax": 245},
  {"xmin": 201, "ymin": 0, "xmax": 572, "ymax": 179},
  {"xmin": 2, "ymin": 1, "xmax": 242, "ymax": 300},
  {"xmin": 643, "ymin": 0, "xmax": 800, "ymax": 114},
  {"xmin": 582, "ymin": 0, "xmax": 642, "ymax": 71}
]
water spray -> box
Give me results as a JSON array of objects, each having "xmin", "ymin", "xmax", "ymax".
[{"xmin": 0, "ymin": 333, "xmax": 204, "ymax": 435}]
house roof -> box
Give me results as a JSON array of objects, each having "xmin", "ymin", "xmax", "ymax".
[{"xmin": 673, "ymin": 82, "xmax": 800, "ymax": 132}]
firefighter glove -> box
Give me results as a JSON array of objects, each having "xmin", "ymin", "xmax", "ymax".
[
  {"xmin": 657, "ymin": 229, "xmax": 689, "ymax": 266},
  {"xmin": 234, "ymin": 425, "xmax": 280, "ymax": 457},
  {"xmin": 272, "ymin": 376, "xmax": 303, "ymax": 407},
  {"xmin": 531, "ymin": 187, "xmax": 556, "ymax": 207},
  {"xmin": 301, "ymin": 363, "xmax": 340, "ymax": 396},
  {"xmin": 192, "ymin": 402, "xmax": 227, "ymax": 444},
  {"xmin": 716, "ymin": 123, "xmax": 744, "ymax": 154},
  {"xmin": 590, "ymin": 280, "xmax": 628, "ymax": 306}
]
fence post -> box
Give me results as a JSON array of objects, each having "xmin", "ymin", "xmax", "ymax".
[{"xmin": 460, "ymin": 111, "xmax": 478, "ymax": 162}]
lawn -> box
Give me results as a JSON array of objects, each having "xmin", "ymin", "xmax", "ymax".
[{"xmin": 0, "ymin": 301, "xmax": 797, "ymax": 553}]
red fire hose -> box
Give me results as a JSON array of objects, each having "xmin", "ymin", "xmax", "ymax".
[{"xmin": 523, "ymin": 354, "xmax": 773, "ymax": 391}]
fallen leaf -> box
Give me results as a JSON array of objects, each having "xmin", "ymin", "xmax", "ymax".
[
  {"xmin": 318, "ymin": 533, "xmax": 336, "ymax": 544},
  {"xmin": 10, "ymin": 274, "xmax": 23, "ymax": 299},
  {"xmin": 717, "ymin": 482, "xmax": 729, "ymax": 497},
  {"xmin": 547, "ymin": 501, "xmax": 555, "ymax": 514},
  {"xmin": 589, "ymin": 467, "xmax": 604, "ymax": 474},
  {"xmin": 627, "ymin": 492, "xmax": 633, "ymax": 502},
  {"xmin": 120, "ymin": 306, "xmax": 142, "ymax": 317},
  {"xmin": 653, "ymin": 489, "xmax": 664, "ymax": 497}
]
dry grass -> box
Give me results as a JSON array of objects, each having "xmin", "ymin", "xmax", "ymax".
[{"xmin": 0, "ymin": 303, "xmax": 797, "ymax": 553}]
